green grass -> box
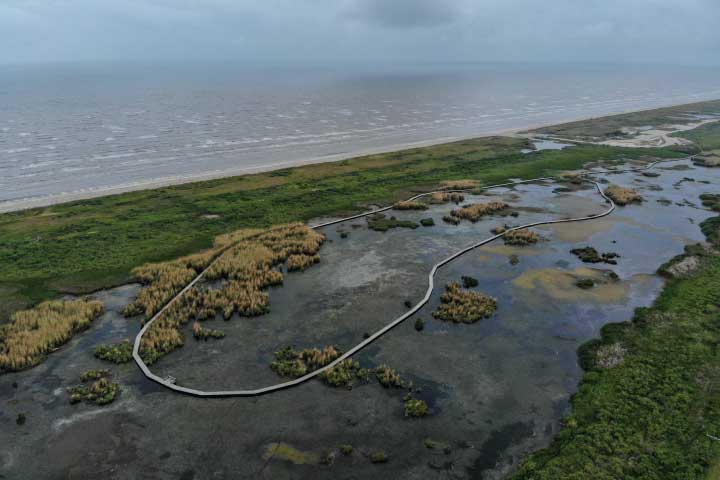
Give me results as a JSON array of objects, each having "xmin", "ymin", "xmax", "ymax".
[
  {"xmin": 0, "ymin": 136, "xmax": 686, "ymax": 321},
  {"xmin": 674, "ymin": 121, "xmax": 720, "ymax": 151},
  {"xmin": 532, "ymin": 99, "xmax": 720, "ymax": 140},
  {"xmin": 511, "ymin": 222, "xmax": 720, "ymax": 479}
]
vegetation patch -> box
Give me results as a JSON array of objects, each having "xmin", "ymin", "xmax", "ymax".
[
  {"xmin": 439, "ymin": 179, "xmax": 479, "ymax": 190},
  {"xmin": 375, "ymin": 364, "xmax": 403, "ymax": 388},
  {"xmin": 700, "ymin": 193, "xmax": 720, "ymax": 212},
  {"xmin": 605, "ymin": 185, "xmax": 643, "ymax": 205},
  {"xmin": 420, "ymin": 218, "xmax": 435, "ymax": 227},
  {"xmin": 94, "ymin": 340, "xmax": 133, "ymax": 364},
  {"xmin": 404, "ymin": 394, "xmax": 429, "ymax": 417},
  {"xmin": 137, "ymin": 223, "xmax": 323, "ymax": 364},
  {"xmin": 431, "ymin": 192, "xmax": 465, "ymax": 204},
  {"xmin": 320, "ymin": 359, "xmax": 368, "ymax": 387},
  {"xmin": 191, "ymin": 322, "xmax": 225, "ymax": 340},
  {"xmin": 503, "ymin": 228, "xmax": 540, "ymax": 246},
  {"xmin": 0, "ymin": 299, "xmax": 103, "ymax": 373},
  {"xmin": 450, "ymin": 201, "xmax": 509, "ymax": 222},
  {"xmin": 570, "ymin": 246, "xmax": 620, "ymax": 265},
  {"xmin": 366, "ymin": 213, "xmax": 419, "ymax": 232},
  {"xmin": 461, "ymin": 275, "xmax": 479, "ymax": 288},
  {"xmin": 442, "ymin": 215, "xmax": 461, "ymax": 225},
  {"xmin": 393, "ymin": 200, "xmax": 428, "ymax": 211},
  {"xmin": 432, "ymin": 282, "xmax": 497, "ymax": 324},
  {"xmin": 67, "ymin": 370, "xmax": 119, "ymax": 406},
  {"xmin": 270, "ymin": 345, "xmax": 340, "ymax": 378},
  {"xmin": 575, "ymin": 278, "xmax": 595, "ymax": 289},
  {"xmin": 263, "ymin": 442, "xmax": 320, "ymax": 465},
  {"xmin": 370, "ymin": 451, "xmax": 389, "ymax": 463}
]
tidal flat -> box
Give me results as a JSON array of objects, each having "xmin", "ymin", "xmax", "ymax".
[{"xmin": 1, "ymin": 157, "xmax": 718, "ymax": 479}]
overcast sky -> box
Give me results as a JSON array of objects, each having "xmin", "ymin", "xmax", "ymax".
[{"xmin": 1, "ymin": 0, "xmax": 719, "ymax": 66}]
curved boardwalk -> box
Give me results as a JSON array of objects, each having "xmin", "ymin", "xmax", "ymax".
[{"xmin": 132, "ymin": 158, "xmax": 680, "ymax": 397}]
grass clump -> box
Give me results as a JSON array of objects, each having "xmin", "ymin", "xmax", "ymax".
[
  {"xmin": 370, "ymin": 451, "xmax": 389, "ymax": 463},
  {"xmin": 605, "ymin": 185, "xmax": 643, "ymax": 206},
  {"xmin": 404, "ymin": 394, "xmax": 429, "ymax": 417},
  {"xmin": 0, "ymin": 299, "xmax": 104, "ymax": 373},
  {"xmin": 570, "ymin": 246, "xmax": 620, "ymax": 265},
  {"xmin": 270, "ymin": 345, "xmax": 340, "ymax": 378},
  {"xmin": 67, "ymin": 370, "xmax": 119, "ymax": 406},
  {"xmin": 367, "ymin": 214, "xmax": 419, "ymax": 232},
  {"xmin": 450, "ymin": 201, "xmax": 509, "ymax": 222},
  {"xmin": 191, "ymin": 322, "xmax": 225, "ymax": 341},
  {"xmin": 393, "ymin": 200, "xmax": 428, "ymax": 211},
  {"xmin": 320, "ymin": 359, "xmax": 368, "ymax": 387},
  {"xmin": 420, "ymin": 218, "xmax": 435, "ymax": 227},
  {"xmin": 375, "ymin": 364, "xmax": 403, "ymax": 388},
  {"xmin": 442, "ymin": 215, "xmax": 461, "ymax": 225},
  {"xmin": 700, "ymin": 193, "xmax": 720, "ymax": 212},
  {"xmin": 415, "ymin": 318, "xmax": 425, "ymax": 331},
  {"xmin": 286, "ymin": 254, "xmax": 320, "ymax": 272},
  {"xmin": 431, "ymin": 192, "xmax": 465, "ymax": 204},
  {"xmin": 461, "ymin": 275, "xmax": 479, "ymax": 288},
  {"xmin": 440, "ymin": 179, "xmax": 479, "ymax": 190},
  {"xmin": 432, "ymin": 282, "xmax": 497, "ymax": 324},
  {"xmin": 575, "ymin": 278, "xmax": 595, "ymax": 289},
  {"xmin": 503, "ymin": 228, "xmax": 540, "ymax": 246},
  {"xmin": 339, "ymin": 445, "xmax": 353, "ymax": 455},
  {"xmin": 94, "ymin": 340, "xmax": 133, "ymax": 364}
]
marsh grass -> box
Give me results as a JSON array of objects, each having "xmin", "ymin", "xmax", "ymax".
[
  {"xmin": 137, "ymin": 223, "xmax": 324, "ymax": 363},
  {"xmin": 440, "ymin": 179, "xmax": 479, "ymax": 190},
  {"xmin": 94, "ymin": 340, "xmax": 133, "ymax": 364},
  {"xmin": 0, "ymin": 299, "xmax": 103, "ymax": 373},
  {"xmin": 67, "ymin": 370, "xmax": 119, "ymax": 406},
  {"xmin": 393, "ymin": 200, "xmax": 428, "ymax": 211},
  {"xmin": 503, "ymin": 228, "xmax": 540, "ymax": 246},
  {"xmin": 375, "ymin": 364, "xmax": 403, "ymax": 388},
  {"xmin": 432, "ymin": 282, "xmax": 497, "ymax": 324},
  {"xmin": 605, "ymin": 185, "xmax": 643, "ymax": 206},
  {"xmin": 430, "ymin": 192, "xmax": 465, "ymax": 204},
  {"xmin": 450, "ymin": 201, "xmax": 509, "ymax": 222},
  {"xmin": 191, "ymin": 321, "xmax": 225, "ymax": 340},
  {"xmin": 270, "ymin": 345, "xmax": 340, "ymax": 378}
]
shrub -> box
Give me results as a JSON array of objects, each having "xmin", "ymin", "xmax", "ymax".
[
  {"xmin": 415, "ymin": 318, "xmax": 425, "ymax": 331},
  {"xmin": 94, "ymin": 340, "xmax": 133, "ymax": 364},
  {"xmin": 320, "ymin": 359, "xmax": 367, "ymax": 387},
  {"xmin": 0, "ymin": 299, "xmax": 104, "ymax": 373},
  {"xmin": 432, "ymin": 282, "xmax": 497, "ymax": 323},
  {"xmin": 16, "ymin": 413, "xmax": 26, "ymax": 425},
  {"xmin": 461, "ymin": 275, "xmax": 479, "ymax": 288}
]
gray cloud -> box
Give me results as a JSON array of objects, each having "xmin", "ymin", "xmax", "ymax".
[{"xmin": 0, "ymin": 0, "xmax": 718, "ymax": 66}]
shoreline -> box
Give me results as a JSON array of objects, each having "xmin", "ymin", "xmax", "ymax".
[{"xmin": 1, "ymin": 98, "xmax": 716, "ymax": 214}]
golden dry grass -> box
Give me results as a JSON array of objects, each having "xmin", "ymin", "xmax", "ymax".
[
  {"xmin": 430, "ymin": 192, "xmax": 465, "ymax": 204},
  {"xmin": 432, "ymin": 282, "xmax": 497, "ymax": 324},
  {"xmin": 503, "ymin": 228, "xmax": 540, "ymax": 246},
  {"xmin": 0, "ymin": 299, "xmax": 104, "ymax": 372},
  {"xmin": 439, "ymin": 179, "xmax": 479, "ymax": 190},
  {"xmin": 137, "ymin": 223, "xmax": 325, "ymax": 363},
  {"xmin": 393, "ymin": 200, "xmax": 428, "ymax": 210},
  {"xmin": 450, "ymin": 201, "xmax": 509, "ymax": 222},
  {"xmin": 605, "ymin": 185, "xmax": 643, "ymax": 206}
]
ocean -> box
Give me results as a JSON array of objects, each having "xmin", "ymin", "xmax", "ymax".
[{"xmin": 1, "ymin": 61, "xmax": 720, "ymax": 211}]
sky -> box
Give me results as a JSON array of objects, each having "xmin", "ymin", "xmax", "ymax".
[{"xmin": 1, "ymin": 0, "xmax": 719, "ymax": 66}]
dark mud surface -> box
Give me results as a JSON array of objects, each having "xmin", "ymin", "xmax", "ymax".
[{"xmin": 2, "ymin": 158, "xmax": 718, "ymax": 479}]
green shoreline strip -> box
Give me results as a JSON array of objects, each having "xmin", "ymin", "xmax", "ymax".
[
  {"xmin": 512, "ymin": 215, "xmax": 720, "ymax": 480},
  {"xmin": 0, "ymin": 137, "xmax": 687, "ymax": 320}
]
